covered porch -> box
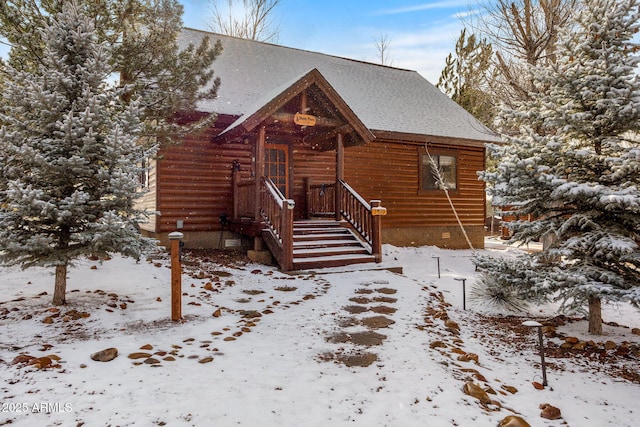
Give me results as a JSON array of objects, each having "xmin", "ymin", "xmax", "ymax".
[{"xmin": 218, "ymin": 69, "xmax": 386, "ymax": 271}]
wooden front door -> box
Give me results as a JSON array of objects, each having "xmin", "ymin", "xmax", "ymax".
[{"xmin": 264, "ymin": 143, "xmax": 289, "ymax": 197}]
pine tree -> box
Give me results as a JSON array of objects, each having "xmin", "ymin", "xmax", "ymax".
[
  {"xmin": 437, "ymin": 29, "xmax": 495, "ymax": 127},
  {"xmin": 478, "ymin": 0, "xmax": 640, "ymax": 334},
  {"xmin": 0, "ymin": 2, "xmax": 156, "ymax": 305},
  {"xmin": 0, "ymin": 0, "xmax": 222, "ymax": 145}
]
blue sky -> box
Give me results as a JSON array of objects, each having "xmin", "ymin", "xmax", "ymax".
[
  {"xmin": 182, "ymin": 0, "xmax": 474, "ymax": 83},
  {"xmin": 0, "ymin": 1, "xmax": 471, "ymax": 84}
]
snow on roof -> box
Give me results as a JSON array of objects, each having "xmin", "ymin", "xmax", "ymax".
[{"xmin": 179, "ymin": 29, "xmax": 499, "ymax": 143}]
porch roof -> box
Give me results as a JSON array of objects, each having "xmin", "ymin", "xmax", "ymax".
[
  {"xmin": 218, "ymin": 68, "xmax": 375, "ymax": 145},
  {"xmin": 180, "ymin": 29, "xmax": 500, "ymax": 144}
]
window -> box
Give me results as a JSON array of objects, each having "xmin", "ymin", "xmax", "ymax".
[
  {"xmin": 264, "ymin": 144, "xmax": 289, "ymax": 196},
  {"xmin": 420, "ymin": 148, "xmax": 457, "ymax": 191},
  {"xmin": 139, "ymin": 157, "xmax": 150, "ymax": 189}
]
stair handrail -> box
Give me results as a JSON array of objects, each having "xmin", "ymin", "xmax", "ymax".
[
  {"xmin": 338, "ymin": 179, "xmax": 383, "ymax": 263},
  {"xmin": 260, "ymin": 177, "xmax": 294, "ymax": 270}
]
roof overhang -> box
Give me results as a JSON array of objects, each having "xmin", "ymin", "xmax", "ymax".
[{"xmin": 371, "ymin": 129, "xmax": 501, "ymax": 147}]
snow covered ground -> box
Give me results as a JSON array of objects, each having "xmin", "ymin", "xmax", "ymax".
[{"xmin": 0, "ymin": 238, "xmax": 638, "ymax": 426}]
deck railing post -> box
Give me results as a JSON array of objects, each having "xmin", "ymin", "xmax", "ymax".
[
  {"xmin": 370, "ymin": 200, "xmax": 384, "ymax": 263},
  {"xmin": 282, "ymin": 199, "xmax": 295, "ymax": 270}
]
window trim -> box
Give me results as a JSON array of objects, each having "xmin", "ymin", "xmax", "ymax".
[{"xmin": 418, "ymin": 146, "xmax": 459, "ymax": 194}]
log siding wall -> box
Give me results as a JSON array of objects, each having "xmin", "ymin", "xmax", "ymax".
[
  {"xmin": 156, "ymin": 130, "xmax": 253, "ymax": 233},
  {"xmin": 146, "ymin": 129, "xmax": 486, "ymax": 249},
  {"xmin": 344, "ymin": 141, "xmax": 485, "ymax": 227},
  {"xmin": 344, "ymin": 140, "xmax": 486, "ymax": 248}
]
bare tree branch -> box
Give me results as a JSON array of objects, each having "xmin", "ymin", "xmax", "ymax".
[
  {"xmin": 374, "ymin": 33, "xmax": 393, "ymax": 66},
  {"xmin": 208, "ymin": 0, "xmax": 281, "ymax": 42}
]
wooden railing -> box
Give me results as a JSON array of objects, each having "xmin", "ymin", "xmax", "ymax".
[
  {"xmin": 305, "ymin": 178, "xmax": 335, "ymax": 218},
  {"xmin": 232, "ymin": 171, "xmax": 256, "ymax": 220},
  {"xmin": 338, "ymin": 179, "xmax": 383, "ymax": 262},
  {"xmin": 260, "ymin": 177, "xmax": 295, "ymax": 270}
]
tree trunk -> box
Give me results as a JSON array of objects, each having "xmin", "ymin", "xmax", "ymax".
[
  {"xmin": 588, "ymin": 295, "xmax": 602, "ymax": 335},
  {"xmin": 53, "ymin": 264, "xmax": 67, "ymax": 306}
]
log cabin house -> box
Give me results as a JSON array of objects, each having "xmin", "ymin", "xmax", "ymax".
[{"xmin": 137, "ymin": 29, "xmax": 499, "ymax": 271}]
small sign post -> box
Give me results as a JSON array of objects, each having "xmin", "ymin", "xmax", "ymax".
[{"xmin": 169, "ymin": 231, "xmax": 184, "ymax": 321}]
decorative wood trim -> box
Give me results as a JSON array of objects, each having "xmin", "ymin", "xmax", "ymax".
[
  {"xmin": 372, "ymin": 130, "xmax": 497, "ymax": 147},
  {"xmin": 213, "ymin": 69, "xmax": 375, "ymax": 146}
]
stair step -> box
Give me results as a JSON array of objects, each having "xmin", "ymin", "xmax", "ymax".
[
  {"xmin": 263, "ymin": 219, "xmax": 375, "ymax": 270},
  {"xmin": 293, "ymin": 239, "xmax": 361, "ymax": 248},
  {"xmin": 293, "ymin": 227, "xmax": 349, "ymax": 235},
  {"xmin": 292, "ymin": 254, "xmax": 376, "ymax": 270},
  {"xmin": 293, "ymin": 246, "xmax": 369, "ymax": 258},
  {"xmin": 294, "ymin": 220, "xmax": 345, "ymax": 227},
  {"xmin": 294, "ymin": 232, "xmax": 354, "ymax": 241}
]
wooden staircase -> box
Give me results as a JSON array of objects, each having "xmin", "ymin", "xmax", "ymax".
[{"xmin": 291, "ymin": 220, "xmax": 376, "ymax": 270}]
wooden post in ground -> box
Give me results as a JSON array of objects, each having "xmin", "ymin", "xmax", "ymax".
[{"xmin": 169, "ymin": 231, "xmax": 184, "ymax": 321}]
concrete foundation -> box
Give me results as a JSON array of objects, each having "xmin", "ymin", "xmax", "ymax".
[{"xmin": 382, "ymin": 225, "xmax": 485, "ymax": 249}]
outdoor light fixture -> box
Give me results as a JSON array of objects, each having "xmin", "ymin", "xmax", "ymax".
[
  {"xmin": 522, "ymin": 320, "xmax": 548, "ymax": 387},
  {"xmin": 432, "ymin": 256, "xmax": 441, "ymax": 278},
  {"xmin": 453, "ymin": 277, "xmax": 467, "ymax": 310}
]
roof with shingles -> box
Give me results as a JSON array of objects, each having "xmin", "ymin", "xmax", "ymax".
[{"xmin": 179, "ymin": 28, "xmax": 499, "ymax": 143}]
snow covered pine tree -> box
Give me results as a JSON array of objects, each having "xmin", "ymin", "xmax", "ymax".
[
  {"xmin": 0, "ymin": 2, "xmax": 156, "ymax": 305},
  {"xmin": 477, "ymin": 0, "xmax": 640, "ymax": 334}
]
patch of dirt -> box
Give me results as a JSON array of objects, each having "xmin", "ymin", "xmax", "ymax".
[
  {"xmin": 349, "ymin": 296, "xmax": 371, "ymax": 304},
  {"xmin": 373, "ymin": 296, "xmax": 397, "ymax": 304},
  {"xmin": 340, "ymin": 352, "xmax": 378, "ymax": 367},
  {"xmin": 369, "ymin": 305, "xmax": 397, "ymax": 315},
  {"xmin": 350, "ymin": 331, "xmax": 387, "ymax": 346},
  {"xmin": 343, "ymin": 305, "xmax": 368, "ymax": 314},
  {"xmin": 326, "ymin": 332, "xmax": 350, "ymax": 344},
  {"xmin": 475, "ymin": 314, "xmax": 640, "ymax": 384},
  {"xmin": 361, "ymin": 315, "xmax": 395, "ymax": 329},
  {"xmin": 181, "ymin": 249, "xmax": 248, "ymax": 269},
  {"xmin": 326, "ymin": 331, "xmax": 387, "ymax": 346}
]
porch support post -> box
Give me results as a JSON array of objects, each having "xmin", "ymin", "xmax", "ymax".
[
  {"xmin": 255, "ymin": 126, "xmax": 266, "ymax": 221},
  {"xmin": 304, "ymin": 177, "xmax": 312, "ymax": 219},
  {"xmin": 335, "ymin": 133, "xmax": 344, "ymax": 221}
]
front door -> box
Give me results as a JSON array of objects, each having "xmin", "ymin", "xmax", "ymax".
[{"xmin": 264, "ymin": 143, "xmax": 289, "ymax": 197}]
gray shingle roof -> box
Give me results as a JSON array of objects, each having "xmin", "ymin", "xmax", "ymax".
[{"xmin": 180, "ymin": 29, "xmax": 498, "ymax": 143}]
